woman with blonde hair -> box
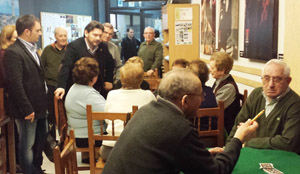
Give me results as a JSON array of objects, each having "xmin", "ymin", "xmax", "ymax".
[
  {"xmin": 114, "ymin": 56, "xmax": 150, "ymax": 90},
  {"xmin": 101, "ymin": 62, "xmax": 156, "ymax": 161},
  {"xmin": 0, "ymin": 24, "xmax": 18, "ymax": 87}
]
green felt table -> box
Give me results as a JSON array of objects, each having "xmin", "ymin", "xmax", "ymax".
[{"xmin": 232, "ymin": 147, "xmax": 300, "ymax": 173}]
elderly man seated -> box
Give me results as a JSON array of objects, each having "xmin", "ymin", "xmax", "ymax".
[
  {"xmin": 103, "ymin": 69, "xmax": 258, "ymax": 174},
  {"xmin": 227, "ymin": 59, "xmax": 300, "ymax": 153}
]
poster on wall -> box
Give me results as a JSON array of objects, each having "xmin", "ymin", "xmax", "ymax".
[
  {"xmin": 243, "ymin": 0, "xmax": 278, "ymax": 61},
  {"xmin": 40, "ymin": 12, "xmax": 92, "ymax": 48},
  {"xmin": 0, "ymin": 0, "xmax": 19, "ymax": 31},
  {"xmin": 201, "ymin": 0, "xmax": 216, "ymax": 55},
  {"xmin": 175, "ymin": 21, "xmax": 193, "ymax": 45},
  {"xmin": 217, "ymin": 0, "xmax": 239, "ymax": 59}
]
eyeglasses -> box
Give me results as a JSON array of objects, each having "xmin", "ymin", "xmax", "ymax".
[
  {"xmin": 186, "ymin": 92, "xmax": 205, "ymax": 101},
  {"xmin": 261, "ymin": 75, "xmax": 287, "ymax": 84}
]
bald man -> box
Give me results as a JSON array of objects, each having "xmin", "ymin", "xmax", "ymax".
[
  {"xmin": 41, "ymin": 26, "xmax": 68, "ymax": 139},
  {"xmin": 138, "ymin": 26, "xmax": 163, "ymax": 76}
]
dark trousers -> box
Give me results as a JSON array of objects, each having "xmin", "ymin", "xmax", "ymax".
[{"xmin": 46, "ymin": 85, "xmax": 56, "ymax": 139}]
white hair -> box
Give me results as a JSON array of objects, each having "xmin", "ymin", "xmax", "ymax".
[{"xmin": 262, "ymin": 59, "xmax": 290, "ymax": 77}]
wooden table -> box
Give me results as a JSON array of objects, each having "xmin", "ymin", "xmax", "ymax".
[{"xmin": 0, "ymin": 116, "xmax": 16, "ymax": 174}]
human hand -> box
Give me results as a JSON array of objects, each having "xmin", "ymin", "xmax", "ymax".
[
  {"xmin": 54, "ymin": 88, "xmax": 65, "ymax": 99},
  {"xmin": 209, "ymin": 147, "xmax": 224, "ymax": 156},
  {"xmin": 147, "ymin": 69, "xmax": 154, "ymax": 76},
  {"xmin": 234, "ymin": 119, "xmax": 258, "ymax": 143},
  {"xmin": 25, "ymin": 112, "xmax": 35, "ymax": 122},
  {"xmin": 104, "ymin": 82, "xmax": 113, "ymax": 91}
]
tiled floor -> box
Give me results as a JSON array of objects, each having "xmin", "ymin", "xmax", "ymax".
[{"xmin": 42, "ymin": 152, "xmax": 90, "ymax": 174}]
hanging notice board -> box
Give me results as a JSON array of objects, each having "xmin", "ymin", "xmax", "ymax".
[{"xmin": 40, "ymin": 12, "xmax": 92, "ymax": 48}]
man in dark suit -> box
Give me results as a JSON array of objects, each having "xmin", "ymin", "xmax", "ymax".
[
  {"xmin": 3, "ymin": 15, "xmax": 47, "ymax": 174},
  {"xmin": 55, "ymin": 21, "xmax": 115, "ymax": 99}
]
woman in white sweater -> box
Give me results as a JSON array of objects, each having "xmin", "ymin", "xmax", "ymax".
[{"xmin": 101, "ymin": 59, "xmax": 156, "ymax": 161}]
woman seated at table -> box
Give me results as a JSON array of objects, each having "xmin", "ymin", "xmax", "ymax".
[
  {"xmin": 209, "ymin": 52, "xmax": 240, "ymax": 134},
  {"xmin": 189, "ymin": 59, "xmax": 217, "ymax": 108},
  {"xmin": 188, "ymin": 60, "xmax": 218, "ymax": 131},
  {"xmin": 65, "ymin": 57, "xmax": 105, "ymax": 162},
  {"xmin": 114, "ymin": 56, "xmax": 150, "ymax": 90},
  {"xmin": 101, "ymin": 62, "xmax": 156, "ymax": 161},
  {"xmin": 171, "ymin": 58, "xmax": 189, "ymax": 69}
]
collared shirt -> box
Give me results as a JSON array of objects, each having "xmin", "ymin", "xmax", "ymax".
[
  {"xmin": 263, "ymin": 86, "xmax": 291, "ymax": 117},
  {"xmin": 18, "ymin": 37, "xmax": 40, "ymax": 66},
  {"xmin": 84, "ymin": 38, "xmax": 98, "ymax": 55},
  {"xmin": 18, "ymin": 37, "xmax": 48, "ymax": 93}
]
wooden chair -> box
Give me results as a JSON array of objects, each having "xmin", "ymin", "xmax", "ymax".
[
  {"xmin": 53, "ymin": 129, "xmax": 78, "ymax": 174},
  {"xmin": 54, "ymin": 97, "xmax": 90, "ymax": 170},
  {"xmin": 238, "ymin": 89, "xmax": 248, "ymax": 107},
  {"xmin": 193, "ymin": 101, "xmax": 225, "ymax": 147},
  {"xmin": 86, "ymin": 105, "xmax": 138, "ymax": 174},
  {"xmin": 0, "ymin": 88, "xmax": 7, "ymax": 173},
  {"xmin": 145, "ymin": 78, "xmax": 161, "ymax": 91},
  {"xmin": 0, "ymin": 88, "xmax": 16, "ymax": 174}
]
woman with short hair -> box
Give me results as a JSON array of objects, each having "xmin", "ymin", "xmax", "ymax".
[
  {"xmin": 65, "ymin": 57, "xmax": 105, "ymax": 162},
  {"xmin": 209, "ymin": 52, "xmax": 240, "ymax": 134},
  {"xmin": 101, "ymin": 62, "xmax": 156, "ymax": 161}
]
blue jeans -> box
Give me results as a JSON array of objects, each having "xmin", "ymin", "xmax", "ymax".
[{"xmin": 15, "ymin": 118, "xmax": 47, "ymax": 174}]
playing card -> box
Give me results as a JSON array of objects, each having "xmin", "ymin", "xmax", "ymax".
[
  {"xmin": 259, "ymin": 163, "xmax": 274, "ymax": 169},
  {"xmin": 263, "ymin": 168, "xmax": 283, "ymax": 174}
]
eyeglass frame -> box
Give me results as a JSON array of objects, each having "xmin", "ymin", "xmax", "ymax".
[{"xmin": 261, "ymin": 75, "xmax": 288, "ymax": 84}]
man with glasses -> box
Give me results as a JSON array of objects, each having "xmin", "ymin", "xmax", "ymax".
[
  {"xmin": 102, "ymin": 23, "xmax": 122, "ymax": 84},
  {"xmin": 138, "ymin": 26, "xmax": 163, "ymax": 76},
  {"xmin": 227, "ymin": 59, "xmax": 300, "ymax": 153},
  {"xmin": 103, "ymin": 69, "xmax": 258, "ymax": 174}
]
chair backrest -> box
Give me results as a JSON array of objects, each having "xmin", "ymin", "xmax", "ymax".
[
  {"xmin": 86, "ymin": 105, "xmax": 137, "ymax": 174},
  {"xmin": 144, "ymin": 68, "xmax": 159, "ymax": 79},
  {"xmin": 144, "ymin": 78, "xmax": 161, "ymax": 91},
  {"xmin": 0, "ymin": 88, "xmax": 4, "ymax": 119},
  {"xmin": 54, "ymin": 97, "xmax": 90, "ymax": 171},
  {"xmin": 54, "ymin": 97, "xmax": 69, "ymax": 146},
  {"xmin": 238, "ymin": 89, "xmax": 248, "ymax": 107},
  {"xmin": 53, "ymin": 129, "xmax": 78, "ymax": 174},
  {"xmin": 195, "ymin": 101, "xmax": 225, "ymax": 147}
]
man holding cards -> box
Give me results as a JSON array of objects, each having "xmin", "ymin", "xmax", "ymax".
[{"xmin": 227, "ymin": 59, "xmax": 300, "ymax": 153}]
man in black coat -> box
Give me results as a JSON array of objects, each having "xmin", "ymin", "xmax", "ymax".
[
  {"xmin": 4, "ymin": 14, "xmax": 47, "ymax": 174},
  {"xmin": 121, "ymin": 28, "xmax": 141, "ymax": 62},
  {"xmin": 55, "ymin": 21, "xmax": 115, "ymax": 99}
]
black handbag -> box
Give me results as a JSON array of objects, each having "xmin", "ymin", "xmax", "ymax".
[{"xmin": 43, "ymin": 130, "xmax": 57, "ymax": 162}]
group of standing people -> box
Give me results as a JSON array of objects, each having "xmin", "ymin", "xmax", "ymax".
[
  {"xmin": 2, "ymin": 13, "xmax": 300, "ymax": 174},
  {"xmin": 0, "ymin": 13, "xmax": 164, "ymax": 174}
]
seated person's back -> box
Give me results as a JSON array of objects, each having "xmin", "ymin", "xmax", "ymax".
[
  {"xmin": 101, "ymin": 62, "xmax": 156, "ymax": 161},
  {"xmin": 65, "ymin": 57, "xmax": 105, "ymax": 149}
]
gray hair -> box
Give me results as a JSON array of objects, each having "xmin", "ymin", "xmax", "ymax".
[
  {"xmin": 144, "ymin": 26, "xmax": 154, "ymax": 33},
  {"xmin": 262, "ymin": 59, "xmax": 290, "ymax": 77},
  {"xmin": 158, "ymin": 69, "xmax": 201, "ymax": 101}
]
